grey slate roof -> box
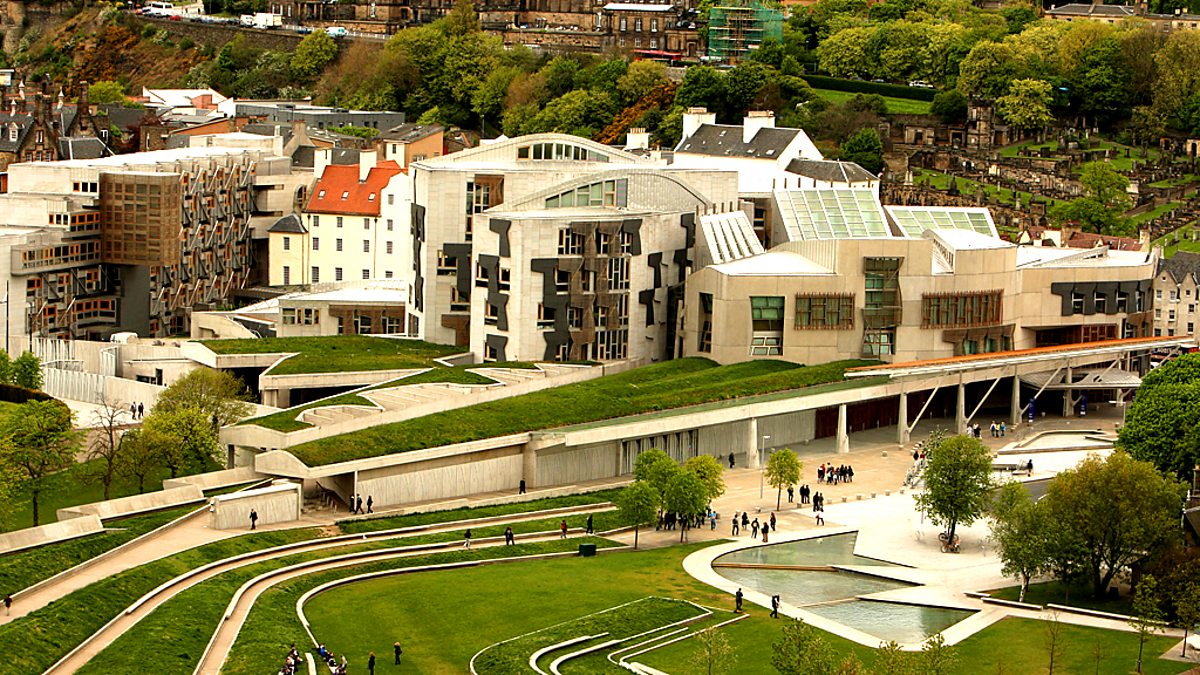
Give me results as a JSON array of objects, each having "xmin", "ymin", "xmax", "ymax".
[
  {"xmin": 291, "ymin": 146, "xmax": 360, "ymax": 169},
  {"xmin": 377, "ymin": 123, "xmax": 441, "ymax": 144},
  {"xmin": 267, "ymin": 213, "xmax": 306, "ymax": 234},
  {"xmin": 786, "ymin": 159, "xmax": 876, "ymax": 183},
  {"xmin": 1046, "ymin": 3, "xmax": 1135, "ymax": 16},
  {"xmin": 677, "ymin": 124, "xmax": 800, "ymax": 158},
  {"xmin": 58, "ymin": 137, "xmax": 111, "ymax": 160},
  {"xmin": 0, "ymin": 115, "xmax": 32, "ymax": 152},
  {"xmin": 1160, "ymin": 251, "xmax": 1200, "ymax": 283}
]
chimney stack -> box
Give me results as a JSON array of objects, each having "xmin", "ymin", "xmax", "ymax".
[
  {"xmin": 79, "ymin": 80, "xmax": 90, "ymax": 114},
  {"xmin": 624, "ymin": 127, "xmax": 650, "ymax": 151},
  {"xmin": 359, "ymin": 149, "xmax": 377, "ymax": 182},
  {"xmin": 681, "ymin": 107, "xmax": 716, "ymax": 144},
  {"xmin": 315, "ymin": 148, "xmax": 332, "ymax": 178},
  {"xmin": 743, "ymin": 110, "xmax": 775, "ymax": 144}
]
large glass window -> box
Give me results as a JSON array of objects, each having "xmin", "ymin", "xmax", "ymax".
[
  {"xmin": 920, "ymin": 290, "xmax": 1003, "ymax": 328},
  {"xmin": 546, "ymin": 179, "xmax": 628, "ymax": 208},
  {"xmin": 795, "ymin": 294, "xmax": 854, "ymax": 330},
  {"xmin": 750, "ymin": 296, "xmax": 784, "ymax": 355}
]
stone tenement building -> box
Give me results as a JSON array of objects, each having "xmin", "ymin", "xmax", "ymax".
[{"xmin": 0, "ymin": 77, "xmax": 110, "ymax": 171}]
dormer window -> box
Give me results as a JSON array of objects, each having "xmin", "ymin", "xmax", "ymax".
[
  {"xmin": 318, "ymin": 190, "xmax": 326, "ymax": 199},
  {"xmin": 368, "ymin": 193, "xmax": 375, "ymax": 201},
  {"xmin": 7, "ymin": 125, "xmax": 15, "ymax": 142},
  {"xmin": 35, "ymin": 129, "xmax": 43, "ymax": 144},
  {"xmin": 341, "ymin": 191, "xmax": 349, "ymax": 200}
]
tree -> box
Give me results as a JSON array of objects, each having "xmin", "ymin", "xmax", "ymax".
[
  {"xmin": 12, "ymin": 351, "xmax": 42, "ymax": 390},
  {"xmin": 816, "ymin": 26, "xmax": 875, "ymax": 80},
  {"xmin": 765, "ymin": 448, "xmax": 802, "ymax": 510},
  {"xmin": 996, "ymin": 79, "xmax": 1053, "ymax": 134},
  {"xmin": 988, "ymin": 482, "xmax": 1051, "ymax": 602},
  {"xmin": 1176, "ymin": 582, "xmax": 1200, "ymax": 658},
  {"xmin": 772, "ymin": 619, "xmax": 864, "ymax": 675},
  {"xmin": 683, "ymin": 454, "xmax": 726, "ymax": 504},
  {"xmin": 154, "ymin": 367, "xmax": 252, "ymax": 427},
  {"xmin": 664, "ymin": 471, "xmax": 708, "ymax": 542},
  {"xmin": 2, "ymin": 400, "xmax": 79, "ymax": 525},
  {"xmin": 1043, "ymin": 452, "xmax": 1184, "ymax": 599},
  {"xmin": 87, "ymin": 399, "xmax": 128, "ymax": 500},
  {"xmin": 839, "ymin": 128, "xmax": 883, "ymax": 175},
  {"xmin": 442, "ymin": 0, "xmax": 481, "ymax": 37},
  {"xmin": 1079, "ymin": 161, "xmax": 1132, "ymax": 213},
  {"xmin": 616, "ymin": 481, "xmax": 659, "ymax": 549},
  {"xmin": 88, "ymin": 80, "xmax": 126, "ymax": 105},
  {"xmin": 142, "ymin": 407, "xmax": 221, "ymax": 475},
  {"xmin": 1044, "ymin": 610, "xmax": 1065, "ymax": 675},
  {"xmin": 689, "ymin": 626, "xmax": 736, "ymax": 675},
  {"xmin": 914, "ymin": 434, "xmax": 993, "ymax": 547},
  {"xmin": 675, "ymin": 66, "xmax": 726, "ymax": 113},
  {"xmin": 1130, "ymin": 575, "xmax": 1165, "ymax": 674},
  {"xmin": 116, "ymin": 428, "xmax": 160, "ymax": 494},
  {"xmin": 617, "ymin": 60, "xmax": 667, "ymax": 105},
  {"xmin": 931, "ymin": 89, "xmax": 968, "ymax": 123},
  {"xmin": 634, "ymin": 448, "xmax": 679, "ymax": 504},
  {"xmin": 958, "ymin": 41, "xmax": 1020, "ymax": 99},
  {"xmin": 1120, "ymin": 352, "xmax": 1200, "ymax": 478},
  {"xmin": 291, "ymin": 31, "xmax": 339, "ymax": 81},
  {"xmin": 920, "ymin": 633, "xmax": 958, "ymax": 675},
  {"xmin": 1153, "ymin": 29, "xmax": 1200, "ymax": 123}
]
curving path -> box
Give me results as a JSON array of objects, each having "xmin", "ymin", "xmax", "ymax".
[{"xmin": 43, "ymin": 504, "xmax": 612, "ymax": 674}]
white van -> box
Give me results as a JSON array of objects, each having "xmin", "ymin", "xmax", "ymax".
[
  {"xmin": 143, "ymin": 1, "xmax": 174, "ymax": 16},
  {"xmin": 325, "ymin": 26, "xmax": 347, "ymax": 38}
]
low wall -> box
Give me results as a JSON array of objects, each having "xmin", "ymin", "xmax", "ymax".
[
  {"xmin": 0, "ymin": 514, "xmax": 104, "ymax": 556},
  {"xmin": 57, "ymin": 485, "xmax": 205, "ymax": 521},
  {"xmin": 356, "ymin": 444, "xmax": 524, "ymax": 508},
  {"xmin": 209, "ymin": 481, "xmax": 301, "ymax": 530},
  {"xmin": 41, "ymin": 367, "xmax": 166, "ymax": 408},
  {"xmin": 162, "ymin": 465, "xmax": 267, "ymax": 492}
]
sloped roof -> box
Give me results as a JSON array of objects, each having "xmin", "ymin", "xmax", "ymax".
[
  {"xmin": 1064, "ymin": 230, "xmax": 1142, "ymax": 251},
  {"xmin": 677, "ymin": 124, "xmax": 800, "ymax": 159},
  {"xmin": 378, "ymin": 123, "xmax": 441, "ymax": 144},
  {"xmin": 268, "ymin": 213, "xmax": 306, "ymax": 234},
  {"xmin": 698, "ymin": 211, "xmax": 764, "ymax": 265},
  {"xmin": 1160, "ymin": 251, "xmax": 1200, "ymax": 284},
  {"xmin": 57, "ymin": 137, "xmax": 111, "ymax": 160},
  {"xmin": 292, "ymin": 146, "xmax": 360, "ymax": 169},
  {"xmin": 305, "ymin": 161, "xmax": 404, "ymax": 216},
  {"xmin": 787, "ymin": 159, "xmax": 875, "ymax": 183},
  {"xmin": 1046, "ymin": 3, "xmax": 1135, "ymax": 16}
]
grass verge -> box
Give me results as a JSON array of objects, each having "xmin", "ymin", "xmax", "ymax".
[
  {"xmin": 290, "ymin": 358, "xmax": 876, "ymax": 466},
  {"xmin": 197, "ymin": 335, "xmax": 464, "ymax": 375},
  {"xmin": 813, "ymin": 88, "xmax": 932, "ymax": 115},
  {"xmin": 988, "ymin": 579, "xmax": 1134, "ymax": 615}
]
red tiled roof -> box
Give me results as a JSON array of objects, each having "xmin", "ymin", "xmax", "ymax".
[
  {"xmin": 305, "ymin": 160, "xmax": 403, "ymax": 216},
  {"xmin": 1065, "ymin": 231, "xmax": 1142, "ymax": 251}
]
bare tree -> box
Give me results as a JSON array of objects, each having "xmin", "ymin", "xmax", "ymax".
[
  {"xmin": 688, "ymin": 626, "xmax": 735, "ymax": 675},
  {"xmin": 1044, "ymin": 610, "xmax": 1065, "ymax": 675},
  {"xmin": 87, "ymin": 399, "xmax": 128, "ymax": 500}
]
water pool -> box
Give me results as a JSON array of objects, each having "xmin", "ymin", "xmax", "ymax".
[
  {"xmin": 716, "ymin": 566, "xmax": 912, "ymax": 605},
  {"xmin": 806, "ymin": 600, "xmax": 974, "ymax": 645},
  {"xmin": 716, "ymin": 532, "xmax": 893, "ymax": 568}
]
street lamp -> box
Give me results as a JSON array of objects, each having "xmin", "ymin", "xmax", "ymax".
[{"xmin": 758, "ymin": 434, "xmax": 771, "ymax": 499}]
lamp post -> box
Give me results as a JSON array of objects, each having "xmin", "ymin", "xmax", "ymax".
[{"xmin": 758, "ymin": 434, "xmax": 771, "ymax": 499}]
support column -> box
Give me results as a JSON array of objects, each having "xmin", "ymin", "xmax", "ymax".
[
  {"xmin": 1063, "ymin": 366, "xmax": 1073, "ymax": 417},
  {"xmin": 956, "ymin": 382, "xmax": 967, "ymax": 434},
  {"xmin": 523, "ymin": 444, "xmax": 538, "ymax": 486},
  {"xmin": 897, "ymin": 392, "xmax": 910, "ymax": 446},
  {"xmin": 836, "ymin": 404, "xmax": 850, "ymax": 454},
  {"xmin": 747, "ymin": 417, "xmax": 761, "ymax": 469},
  {"xmin": 1010, "ymin": 375, "xmax": 1021, "ymax": 427}
]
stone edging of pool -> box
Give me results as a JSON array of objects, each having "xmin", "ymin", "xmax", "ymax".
[{"xmin": 682, "ymin": 527, "xmax": 1008, "ymax": 651}]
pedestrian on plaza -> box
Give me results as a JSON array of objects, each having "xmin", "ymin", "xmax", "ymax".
[
  {"xmin": 770, "ymin": 512, "xmax": 776, "ymax": 531},
  {"xmin": 137, "ymin": 402, "xmax": 144, "ymax": 419},
  {"xmin": 249, "ymin": 509, "xmax": 258, "ymax": 530},
  {"xmin": 1000, "ymin": 421, "xmax": 1006, "ymax": 437},
  {"xmin": 741, "ymin": 512, "xmax": 749, "ymax": 532},
  {"xmin": 368, "ymin": 651, "xmax": 376, "ymax": 675},
  {"xmin": 1026, "ymin": 459, "xmax": 1034, "ymax": 473},
  {"xmin": 735, "ymin": 588, "xmax": 743, "ymax": 613},
  {"xmin": 710, "ymin": 512, "xmax": 717, "ymax": 530},
  {"xmin": 356, "ymin": 495, "xmax": 363, "ymax": 515},
  {"xmin": 560, "ymin": 519, "xmax": 568, "ymax": 538},
  {"xmin": 519, "ymin": 479, "xmax": 526, "ymax": 494},
  {"xmin": 731, "ymin": 512, "xmax": 740, "ymax": 536},
  {"xmin": 762, "ymin": 523, "xmax": 769, "ymax": 543},
  {"xmin": 728, "ymin": 452, "xmax": 735, "ymax": 469},
  {"xmin": 817, "ymin": 464, "xmax": 825, "ymax": 483},
  {"xmin": 130, "ymin": 402, "xmax": 137, "ymax": 419},
  {"xmin": 3, "ymin": 594, "xmax": 10, "ymax": 616},
  {"xmin": 505, "ymin": 526, "xmax": 515, "ymax": 545},
  {"xmin": 816, "ymin": 510, "xmax": 825, "ymax": 526},
  {"xmin": 586, "ymin": 513, "xmax": 594, "ymax": 534},
  {"xmin": 394, "ymin": 642, "xmax": 403, "ymax": 665},
  {"xmin": 751, "ymin": 518, "xmax": 759, "ymax": 539},
  {"xmin": 787, "ymin": 486, "xmax": 794, "ymax": 503},
  {"xmin": 847, "ymin": 466, "xmax": 854, "ymax": 483},
  {"xmin": 812, "ymin": 493, "xmax": 820, "ymax": 512},
  {"xmin": 912, "ymin": 449, "xmax": 919, "ymax": 462},
  {"xmin": 366, "ymin": 496, "xmax": 373, "ymax": 514},
  {"xmin": 771, "ymin": 594, "xmax": 780, "ymax": 619},
  {"xmin": 463, "ymin": 528, "xmax": 472, "ymax": 548}
]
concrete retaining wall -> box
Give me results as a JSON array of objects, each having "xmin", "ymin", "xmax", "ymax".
[
  {"xmin": 209, "ymin": 481, "xmax": 301, "ymax": 530},
  {"xmin": 0, "ymin": 514, "xmax": 104, "ymax": 555},
  {"xmin": 537, "ymin": 443, "xmax": 618, "ymax": 486},
  {"xmin": 57, "ymin": 485, "xmax": 205, "ymax": 521},
  {"xmin": 356, "ymin": 445, "xmax": 524, "ymax": 507},
  {"xmin": 42, "ymin": 367, "xmax": 166, "ymax": 408},
  {"xmin": 162, "ymin": 466, "xmax": 267, "ymax": 492}
]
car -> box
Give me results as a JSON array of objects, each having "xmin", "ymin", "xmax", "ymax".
[
  {"xmin": 169, "ymin": 14, "xmax": 182, "ymax": 21},
  {"xmin": 908, "ymin": 80, "xmax": 934, "ymax": 89}
]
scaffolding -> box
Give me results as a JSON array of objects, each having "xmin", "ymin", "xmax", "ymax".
[{"xmin": 707, "ymin": 2, "xmax": 783, "ymax": 63}]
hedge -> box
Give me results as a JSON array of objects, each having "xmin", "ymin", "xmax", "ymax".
[{"xmin": 803, "ymin": 75, "xmax": 939, "ymax": 102}]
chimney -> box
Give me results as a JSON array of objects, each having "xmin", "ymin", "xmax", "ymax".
[
  {"xmin": 682, "ymin": 107, "xmax": 716, "ymax": 143},
  {"xmin": 625, "ymin": 127, "xmax": 649, "ymax": 151},
  {"xmin": 359, "ymin": 149, "xmax": 377, "ymax": 182},
  {"xmin": 315, "ymin": 148, "xmax": 332, "ymax": 177},
  {"xmin": 743, "ymin": 110, "xmax": 775, "ymax": 144},
  {"xmin": 79, "ymin": 80, "xmax": 89, "ymax": 115}
]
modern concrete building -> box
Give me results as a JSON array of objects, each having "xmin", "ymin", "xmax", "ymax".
[{"xmin": 191, "ymin": 282, "xmax": 411, "ymax": 339}]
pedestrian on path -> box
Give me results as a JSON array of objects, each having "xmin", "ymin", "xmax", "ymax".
[
  {"xmin": 394, "ymin": 642, "xmax": 403, "ymax": 665},
  {"xmin": 586, "ymin": 514, "xmax": 594, "ymax": 534},
  {"xmin": 130, "ymin": 402, "xmax": 137, "ymax": 419},
  {"xmin": 519, "ymin": 479, "xmax": 526, "ymax": 494},
  {"xmin": 137, "ymin": 402, "xmax": 144, "ymax": 419},
  {"xmin": 728, "ymin": 452, "xmax": 735, "ymax": 469},
  {"xmin": 751, "ymin": 518, "xmax": 759, "ymax": 539},
  {"xmin": 505, "ymin": 526, "xmax": 515, "ymax": 545},
  {"xmin": 368, "ymin": 651, "xmax": 376, "ymax": 675},
  {"xmin": 463, "ymin": 528, "xmax": 472, "ymax": 548},
  {"xmin": 366, "ymin": 495, "xmax": 373, "ymax": 514},
  {"xmin": 741, "ymin": 512, "xmax": 749, "ymax": 534},
  {"xmin": 816, "ymin": 510, "xmax": 824, "ymax": 526},
  {"xmin": 735, "ymin": 588, "xmax": 743, "ymax": 613},
  {"xmin": 3, "ymin": 594, "xmax": 10, "ymax": 616},
  {"xmin": 356, "ymin": 495, "xmax": 363, "ymax": 515},
  {"xmin": 771, "ymin": 594, "xmax": 780, "ymax": 619},
  {"xmin": 731, "ymin": 512, "xmax": 739, "ymax": 536},
  {"xmin": 249, "ymin": 509, "xmax": 258, "ymax": 530},
  {"xmin": 770, "ymin": 512, "xmax": 776, "ymax": 531},
  {"xmin": 560, "ymin": 519, "xmax": 568, "ymax": 538},
  {"xmin": 762, "ymin": 523, "xmax": 769, "ymax": 543},
  {"xmin": 787, "ymin": 486, "xmax": 794, "ymax": 503}
]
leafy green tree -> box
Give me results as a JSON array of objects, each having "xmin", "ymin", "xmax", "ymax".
[
  {"xmin": 12, "ymin": 351, "xmax": 42, "ymax": 390},
  {"xmin": 1177, "ymin": 582, "xmax": 1200, "ymax": 658},
  {"xmin": 442, "ymin": 0, "xmax": 481, "ymax": 37},
  {"xmin": 1079, "ymin": 161, "xmax": 1132, "ymax": 212},
  {"xmin": 1153, "ymin": 29, "xmax": 1200, "ymax": 123},
  {"xmin": 87, "ymin": 400, "xmax": 128, "ymax": 500},
  {"xmin": 617, "ymin": 60, "xmax": 667, "ymax": 105},
  {"xmin": 1044, "ymin": 452, "xmax": 1183, "ymax": 599},
  {"xmin": 1050, "ymin": 162, "xmax": 1133, "ymax": 235},
  {"xmin": 291, "ymin": 30, "xmax": 339, "ymax": 81},
  {"xmin": 1130, "ymin": 575, "xmax": 1165, "ymax": 673},
  {"xmin": 839, "ymin": 128, "xmax": 883, "ymax": 174},
  {"xmin": 471, "ymin": 65, "xmax": 520, "ymax": 125},
  {"xmin": 958, "ymin": 41, "xmax": 1020, "ymax": 99},
  {"xmin": 772, "ymin": 619, "xmax": 863, "ymax": 674},
  {"xmin": 2, "ymin": 400, "xmax": 78, "ymax": 525},
  {"xmin": 915, "ymin": 434, "xmax": 993, "ymax": 547},
  {"xmin": 634, "ymin": 448, "xmax": 678, "ymax": 504},
  {"xmin": 683, "ymin": 454, "xmax": 726, "ymax": 504},
  {"xmin": 722, "ymin": 62, "xmax": 773, "ymax": 118},
  {"xmin": 87, "ymin": 80, "xmax": 126, "ymax": 105},
  {"xmin": 155, "ymin": 367, "xmax": 252, "ymax": 427},
  {"xmin": 765, "ymin": 448, "xmax": 802, "ymax": 510},
  {"xmin": 0, "ymin": 349, "xmax": 12, "ymax": 385},
  {"xmin": 115, "ymin": 428, "xmax": 160, "ymax": 494},
  {"xmin": 989, "ymin": 482, "xmax": 1050, "ymax": 602},
  {"xmin": 664, "ymin": 471, "xmax": 708, "ymax": 542},
  {"xmin": 996, "ymin": 78, "xmax": 1053, "ymax": 133},
  {"xmin": 675, "ymin": 66, "xmax": 726, "ymax": 113},
  {"xmin": 616, "ymin": 480, "xmax": 659, "ymax": 549},
  {"xmin": 920, "ymin": 633, "xmax": 958, "ymax": 675},
  {"xmin": 816, "ymin": 25, "xmax": 875, "ymax": 80},
  {"xmin": 931, "ymin": 89, "xmax": 968, "ymax": 123},
  {"xmin": 1120, "ymin": 354, "xmax": 1200, "ymax": 476}
]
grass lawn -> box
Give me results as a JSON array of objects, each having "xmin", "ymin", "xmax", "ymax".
[
  {"xmin": 289, "ymin": 358, "xmax": 876, "ymax": 466},
  {"xmin": 911, "ymin": 169, "xmax": 1066, "ymax": 210},
  {"xmin": 4, "ymin": 457, "xmax": 180, "ymax": 532},
  {"xmin": 812, "ymin": 88, "xmax": 932, "ymax": 115},
  {"xmin": 1154, "ymin": 223, "xmax": 1200, "ymax": 258},
  {"xmin": 1129, "ymin": 201, "xmax": 1183, "ymax": 225},
  {"xmin": 1148, "ymin": 174, "xmax": 1200, "ymax": 189},
  {"xmin": 988, "ymin": 579, "xmax": 1134, "ymax": 615},
  {"xmin": 242, "ymin": 362, "xmax": 540, "ymax": 433},
  {"xmin": 197, "ymin": 335, "xmax": 464, "ymax": 375}
]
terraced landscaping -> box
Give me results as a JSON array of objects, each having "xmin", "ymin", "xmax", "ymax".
[
  {"xmin": 197, "ymin": 335, "xmax": 465, "ymax": 375},
  {"xmin": 288, "ymin": 358, "xmax": 878, "ymax": 466}
]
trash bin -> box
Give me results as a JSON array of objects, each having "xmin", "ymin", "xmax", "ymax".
[{"xmin": 578, "ymin": 543, "xmax": 597, "ymax": 557}]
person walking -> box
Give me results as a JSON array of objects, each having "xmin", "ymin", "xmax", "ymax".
[
  {"xmin": 735, "ymin": 588, "xmax": 743, "ymax": 613},
  {"xmin": 504, "ymin": 526, "xmax": 514, "ymax": 545},
  {"xmin": 130, "ymin": 402, "xmax": 137, "ymax": 419},
  {"xmin": 762, "ymin": 523, "xmax": 769, "ymax": 543},
  {"xmin": 731, "ymin": 512, "xmax": 739, "ymax": 536},
  {"xmin": 3, "ymin": 594, "xmax": 10, "ymax": 616},
  {"xmin": 367, "ymin": 651, "xmax": 376, "ymax": 675},
  {"xmin": 137, "ymin": 402, "xmax": 144, "ymax": 419},
  {"xmin": 586, "ymin": 513, "xmax": 594, "ymax": 534},
  {"xmin": 394, "ymin": 642, "xmax": 403, "ymax": 665},
  {"xmin": 463, "ymin": 528, "xmax": 472, "ymax": 548},
  {"xmin": 519, "ymin": 479, "xmax": 526, "ymax": 494},
  {"xmin": 366, "ymin": 496, "xmax": 373, "ymax": 514},
  {"xmin": 771, "ymin": 594, "xmax": 780, "ymax": 619},
  {"xmin": 816, "ymin": 510, "xmax": 825, "ymax": 526},
  {"xmin": 560, "ymin": 519, "xmax": 568, "ymax": 539},
  {"xmin": 787, "ymin": 486, "xmax": 794, "ymax": 503},
  {"xmin": 751, "ymin": 518, "xmax": 759, "ymax": 539},
  {"xmin": 728, "ymin": 452, "xmax": 735, "ymax": 469},
  {"xmin": 356, "ymin": 495, "xmax": 363, "ymax": 515},
  {"xmin": 249, "ymin": 509, "xmax": 258, "ymax": 530},
  {"xmin": 770, "ymin": 512, "xmax": 777, "ymax": 531},
  {"xmin": 741, "ymin": 512, "xmax": 749, "ymax": 533}
]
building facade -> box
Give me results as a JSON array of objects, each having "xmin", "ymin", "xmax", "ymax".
[{"xmin": 1154, "ymin": 251, "xmax": 1200, "ymax": 338}]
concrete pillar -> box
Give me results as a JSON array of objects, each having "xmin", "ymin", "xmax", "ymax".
[
  {"xmin": 1010, "ymin": 375, "xmax": 1021, "ymax": 426},
  {"xmin": 897, "ymin": 392, "xmax": 910, "ymax": 446},
  {"xmin": 836, "ymin": 404, "xmax": 850, "ymax": 454},
  {"xmin": 523, "ymin": 445, "xmax": 538, "ymax": 486},
  {"xmin": 956, "ymin": 382, "xmax": 967, "ymax": 434},
  {"xmin": 1063, "ymin": 366, "xmax": 1073, "ymax": 417},
  {"xmin": 747, "ymin": 417, "xmax": 761, "ymax": 469}
]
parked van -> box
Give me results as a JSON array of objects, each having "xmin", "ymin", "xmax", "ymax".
[
  {"xmin": 325, "ymin": 26, "xmax": 347, "ymax": 38},
  {"xmin": 143, "ymin": 1, "xmax": 175, "ymax": 16}
]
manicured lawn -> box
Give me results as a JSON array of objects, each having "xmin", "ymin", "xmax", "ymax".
[
  {"xmin": 339, "ymin": 488, "xmax": 621, "ymax": 534},
  {"xmin": 989, "ymin": 579, "xmax": 1134, "ymax": 615},
  {"xmin": 197, "ymin": 335, "xmax": 465, "ymax": 375},
  {"xmin": 813, "ymin": 88, "xmax": 932, "ymax": 115},
  {"xmin": 288, "ymin": 359, "xmax": 877, "ymax": 466}
]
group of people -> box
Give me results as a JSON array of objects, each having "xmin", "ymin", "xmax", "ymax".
[
  {"xmin": 316, "ymin": 644, "xmax": 350, "ymax": 674},
  {"xmin": 730, "ymin": 511, "xmax": 780, "ymax": 542},
  {"xmin": 277, "ymin": 644, "xmax": 301, "ymax": 675},
  {"xmin": 816, "ymin": 463, "xmax": 853, "ymax": 485},
  {"xmin": 787, "ymin": 484, "xmax": 814, "ymax": 504},
  {"xmin": 347, "ymin": 494, "xmax": 374, "ymax": 515},
  {"xmin": 988, "ymin": 421, "xmax": 1008, "ymax": 438},
  {"xmin": 128, "ymin": 401, "xmax": 145, "ymax": 420},
  {"xmin": 733, "ymin": 588, "xmax": 784, "ymax": 619}
]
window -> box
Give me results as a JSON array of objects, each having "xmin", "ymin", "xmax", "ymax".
[
  {"xmin": 1094, "ymin": 293, "xmax": 1107, "ymax": 314},
  {"xmin": 620, "ymin": 16, "xmax": 627, "ymax": 30},
  {"xmin": 485, "ymin": 302, "xmax": 499, "ymax": 325},
  {"xmin": 386, "ymin": 241, "xmax": 393, "ymax": 254},
  {"xmin": 6, "ymin": 125, "xmax": 14, "ymax": 142},
  {"xmin": 336, "ymin": 238, "xmax": 343, "ymax": 252},
  {"xmin": 368, "ymin": 194, "xmax": 375, "ymax": 202},
  {"xmin": 283, "ymin": 236, "xmax": 291, "ymax": 251},
  {"xmin": 363, "ymin": 218, "xmax": 370, "ymax": 229},
  {"xmin": 387, "ymin": 219, "xmax": 394, "ymax": 231},
  {"xmin": 1156, "ymin": 308, "xmax": 1163, "ymax": 319},
  {"xmin": 635, "ymin": 18, "xmax": 642, "ymax": 31},
  {"xmin": 313, "ymin": 215, "xmax": 320, "ymax": 227},
  {"xmin": 318, "ymin": 191, "xmax": 326, "ymax": 200},
  {"xmin": 546, "ymin": 179, "xmax": 627, "ymax": 208},
  {"xmin": 341, "ymin": 191, "xmax": 350, "ymax": 200},
  {"xmin": 750, "ymin": 296, "xmax": 784, "ymax": 355},
  {"xmin": 1170, "ymin": 309, "xmax": 1177, "ymax": 321},
  {"xmin": 451, "ymin": 287, "xmax": 469, "ymax": 312},
  {"xmin": 597, "ymin": 329, "xmax": 628, "ymax": 360},
  {"xmin": 1071, "ymin": 292, "xmax": 1084, "ymax": 314},
  {"xmin": 863, "ymin": 330, "xmax": 895, "ymax": 356},
  {"xmin": 555, "ymin": 269, "xmax": 570, "ymax": 293},
  {"xmin": 1116, "ymin": 291, "xmax": 1128, "ymax": 312},
  {"xmin": 437, "ymin": 249, "xmax": 456, "ymax": 276},
  {"xmin": 516, "ymin": 143, "xmax": 610, "ymax": 162},
  {"xmin": 538, "ymin": 303, "xmax": 557, "ymax": 329},
  {"xmin": 596, "ymin": 233, "xmax": 611, "ymax": 255},
  {"xmin": 312, "ymin": 237, "xmax": 320, "ymax": 251},
  {"xmin": 336, "ymin": 216, "xmax": 344, "ymax": 228},
  {"xmin": 558, "ymin": 229, "xmax": 584, "ymax": 255},
  {"xmin": 498, "ymin": 267, "xmax": 511, "ymax": 291},
  {"xmin": 568, "ymin": 306, "xmax": 584, "ymax": 329},
  {"xmin": 1171, "ymin": 290, "xmax": 1179, "ymax": 302},
  {"xmin": 1190, "ymin": 322, "xmax": 1196, "ymax": 334},
  {"xmin": 311, "ymin": 266, "xmax": 320, "ymax": 282},
  {"xmin": 608, "ymin": 257, "xmax": 630, "ymax": 290},
  {"xmin": 283, "ymin": 307, "xmax": 320, "ymax": 325},
  {"xmin": 476, "ymin": 262, "xmax": 491, "ymax": 288},
  {"xmin": 282, "ymin": 266, "xmax": 290, "ymax": 285},
  {"xmin": 582, "ymin": 270, "xmax": 596, "ymax": 293},
  {"xmin": 621, "ymin": 231, "xmax": 634, "ymax": 254},
  {"xmin": 1157, "ymin": 289, "xmax": 1164, "ymax": 300},
  {"xmin": 698, "ymin": 292, "xmax": 713, "ymax": 353},
  {"xmin": 795, "ymin": 294, "xmax": 855, "ymax": 329},
  {"xmin": 920, "ymin": 291, "xmax": 1002, "ymax": 328},
  {"xmin": 465, "ymin": 181, "xmax": 492, "ymax": 238},
  {"xmin": 335, "ymin": 267, "xmax": 343, "ymax": 281},
  {"xmin": 363, "ymin": 240, "xmax": 370, "ymax": 253},
  {"xmin": 363, "ymin": 269, "xmax": 370, "ymax": 280},
  {"xmin": 388, "ymin": 194, "xmax": 394, "ymax": 205},
  {"xmin": 651, "ymin": 18, "xmax": 658, "ymax": 31}
]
